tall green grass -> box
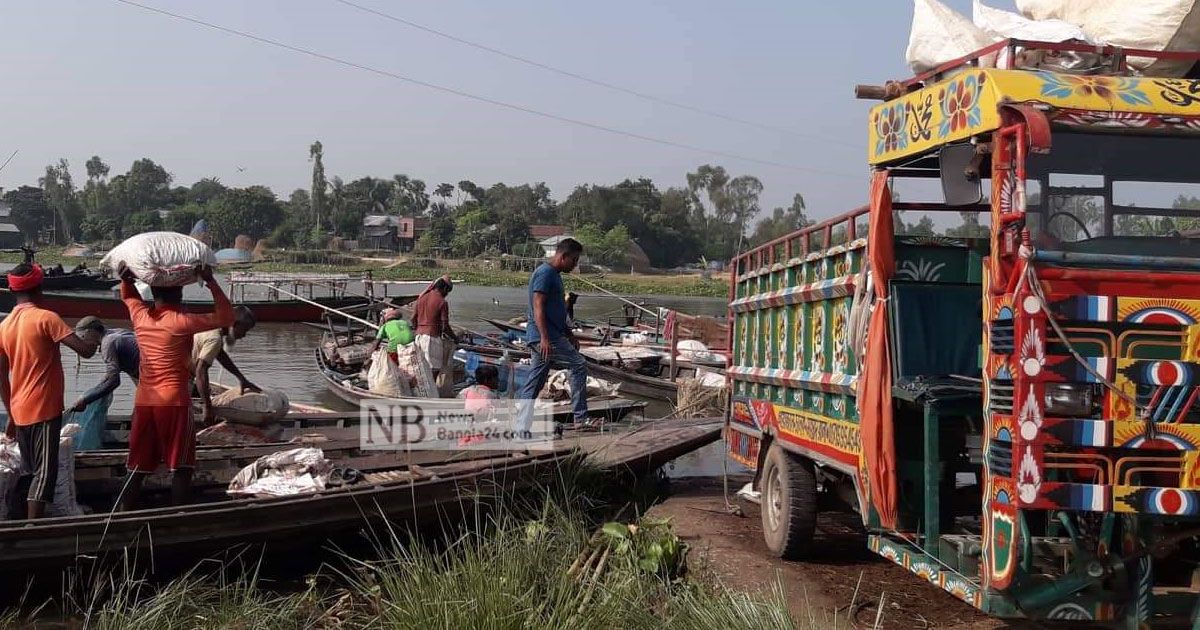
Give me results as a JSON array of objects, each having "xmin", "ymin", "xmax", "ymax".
[{"xmin": 4, "ymin": 470, "xmax": 836, "ymax": 629}]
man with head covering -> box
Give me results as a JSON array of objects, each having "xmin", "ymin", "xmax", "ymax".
[
  {"xmin": 0, "ymin": 263, "xmax": 99, "ymax": 519},
  {"xmin": 193, "ymin": 305, "xmax": 259, "ymax": 427},
  {"xmin": 69, "ymin": 317, "xmax": 140, "ymax": 450},
  {"xmin": 413, "ymin": 275, "xmax": 455, "ymax": 397},
  {"xmin": 363, "ymin": 306, "xmax": 415, "ymax": 368},
  {"xmin": 117, "ymin": 262, "xmax": 233, "ymax": 510}
]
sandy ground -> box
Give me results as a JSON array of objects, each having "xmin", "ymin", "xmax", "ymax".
[{"xmin": 647, "ymin": 476, "xmax": 1026, "ymax": 629}]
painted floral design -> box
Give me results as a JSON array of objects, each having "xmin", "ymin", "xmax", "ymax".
[
  {"xmin": 938, "ymin": 74, "xmax": 986, "ymax": 137},
  {"xmin": 793, "ymin": 306, "xmax": 806, "ymax": 371},
  {"xmin": 873, "ymin": 102, "xmax": 908, "ymax": 156},
  {"xmin": 832, "ymin": 302, "xmax": 849, "ymax": 374},
  {"xmin": 896, "ymin": 258, "xmax": 946, "ymax": 282},
  {"xmin": 776, "ymin": 310, "xmax": 787, "ymax": 369},
  {"xmin": 1036, "ymin": 72, "xmax": 1151, "ymax": 107},
  {"xmin": 811, "ymin": 306, "xmax": 825, "ymax": 371}
]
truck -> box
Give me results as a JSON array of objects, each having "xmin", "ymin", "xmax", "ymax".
[{"xmin": 727, "ymin": 39, "xmax": 1200, "ymax": 625}]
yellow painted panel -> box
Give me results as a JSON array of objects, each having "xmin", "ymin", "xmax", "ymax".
[
  {"xmin": 1183, "ymin": 452, "xmax": 1200, "ymax": 489},
  {"xmin": 868, "ymin": 69, "xmax": 1200, "ymax": 165}
]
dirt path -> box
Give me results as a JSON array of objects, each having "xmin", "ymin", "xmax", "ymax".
[{"xmin": 648, "ymin": 476, "xmax": 1015, "ymax": 629}]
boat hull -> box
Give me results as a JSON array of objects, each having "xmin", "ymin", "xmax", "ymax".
[{"xmin": 0, "ymin": 291, "xmax": 414, "ymax": 323}]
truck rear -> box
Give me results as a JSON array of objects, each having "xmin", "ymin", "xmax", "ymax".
[{"xmin": 727, "ymin": 40, "xmax": 1200, "ymax": 624}]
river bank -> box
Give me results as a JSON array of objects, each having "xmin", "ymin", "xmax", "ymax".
[{"xmin": 0, "ymin": 248, "xmax": 729, "ymax": 298}]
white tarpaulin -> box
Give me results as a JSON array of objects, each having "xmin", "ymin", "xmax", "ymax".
[
  {"xmin": 1017, "ymin": 0, "xmax": 1200, "ymax": 76},
  {"xmin": 907, "ymin": 0, "xmax": 995, "ymax": 72}
]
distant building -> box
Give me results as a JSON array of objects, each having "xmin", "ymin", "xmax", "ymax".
[
  {"xmin": 539, "ymin": 234, "xmax": 574, "ymax": 258},
  {"xmin": 0, "ymin": 202, "xmax": 22, "ymax": 248},
  {"xmin": 361, "ymin": 215, "xmax": 430, "ymax": 251},
  {"xmin": 529, "ymin": 224, "xmax": 567, "ymax": 240}
]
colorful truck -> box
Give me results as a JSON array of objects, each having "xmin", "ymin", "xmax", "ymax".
[{"xmin": 727, "ymin": 39, "xmax": 1200, "ymax": 624}]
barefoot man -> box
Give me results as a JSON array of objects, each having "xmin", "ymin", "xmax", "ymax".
[{"xmin": 118, "ymin": 263, "xmax": 233, "ymax": 510}]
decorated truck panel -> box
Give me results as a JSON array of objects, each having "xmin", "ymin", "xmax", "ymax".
[{"xmin": 728, "ymin": 39, "xmax": 1200, "ymax": 624}]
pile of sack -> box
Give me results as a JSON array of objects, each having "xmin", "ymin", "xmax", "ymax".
[
  {"xmin": 211, "ymin": 388, "xmax": 290, "ymax": 424},
  {"xmin": 227, "ymin": 447, "xmax": 332, "ymax": 497},
  {"xmin": 909, "ymin": 0, "xmax": 1200, "ymax": 77},
  {"xmin": 538, "ymin": 370, "xmax": 620, "ymax": 401},
  {"xmin": 364, "ymin": 345, "xmax": 437, "ymax": 398},
  {"xmin": 0, "ymin": 424, "xmax": 84, "ymax": 519},
  {"xmin": 101, "ymin": 232, "xmax": 217, "ymax": 286}
]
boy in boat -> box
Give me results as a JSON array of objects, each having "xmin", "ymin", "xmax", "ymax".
[
  {"xmin": 0, "ymin": 263, "xmax": 99, "ymax": 519},
  {"xmin": 69, "ymin": 317, "xmax": 140, "ymax": 450},
  {"xmin": 458, "ymin": 364, "xmax": 500, "ymax": 412},
  {"xmin": 413, "ymin": 276, "xmax": 455, "ymax": 397},
  {"xmin": 515, "ymin": 238, "xmax": 588, "ymax": 439},
  {"xmin": 193, "ymin": 306, "xmax": 259, "ymax": 427},
  {"xmin": 117, "ymin": 263, "xmax": 234, "ymax": 510}
]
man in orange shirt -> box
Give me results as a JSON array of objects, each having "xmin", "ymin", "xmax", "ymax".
[
  {"xmin": 0, "ymin": 263, "xmax": 99, "ymax": 519},
  {"xmin": 117, "ymin": 263, "xmax": 233, "ymax": 510}
]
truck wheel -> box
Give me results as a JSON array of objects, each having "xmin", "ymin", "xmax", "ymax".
[{"xmin": 760, "ymin": 443, "xmax": 817, "ymax": 560}]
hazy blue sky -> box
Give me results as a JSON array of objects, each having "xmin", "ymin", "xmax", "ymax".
[{"xmin": 0, "ymin": 0, "xmax": 1015, "ymax": 224}]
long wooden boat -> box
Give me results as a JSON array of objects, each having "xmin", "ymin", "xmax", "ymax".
[
  {"xmin": 315, "ymin": 348, "xmax": 646, "ymax": 422},
  {"xmin": 0, "ymin": 291, "xmax": 416, "ymax": 323},
  {"xmin": 480, "ymin": 317, "xmax": 605, "ymax": 345},
  {"xmin": 458, "ymin": 343, "xmax": 687, "ymax": 403},
  {"xmin": 2, "ymin": 449, "xmax": 572, "ymax": 575},
  {"xmin": 0, "ymin": 269, "xmax": 118, "ymax": 291}
]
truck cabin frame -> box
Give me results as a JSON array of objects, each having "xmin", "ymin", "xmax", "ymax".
[{"xmin": 727, "ymin": 39, "xmax": 1200, "ymax": 624}]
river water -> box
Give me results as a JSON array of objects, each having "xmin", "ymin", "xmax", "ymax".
[{"xmin": 47, "ymin": 279, "xmax": 735, "ymax": 474}]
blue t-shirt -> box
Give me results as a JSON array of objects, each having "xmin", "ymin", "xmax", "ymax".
[{"xmin": 526, "ymin": 263, "xmax": 568, "ymax": 344}]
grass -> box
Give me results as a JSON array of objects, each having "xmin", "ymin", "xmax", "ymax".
[
  {"xmin": 0, "ymin": 469, "xmax": 838, "ymax": 629},
  {"xmin": 0, "ymin": 246, "xmax": 729, "ymax": 297}
]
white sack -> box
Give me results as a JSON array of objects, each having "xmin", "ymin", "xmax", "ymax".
[
  {"xmin": 907, "ymin": 0, "xmax": 996, "ymax": 73},
  {"xmin": 395, "ymin": 343, "xmax": 437, "ymax": 398},
  {"xmin": 211, "ymin": 388, "xmax": 290, "ymax": 424},
  {"xmin": 0, "ymin": 437, "xmax": 21, "ymax": 520},
  {"xmin": 101, "ymin": 232, "xmax": 217, "ymax": 287},
  {"xmin": 227, "ymin": 447, "xmax": 332, "ymax": 497},
  {"xmin": 1017, "ymin": 0, "xmax": 1200, "ymax": 76},
  {"xmin": 539, "ymin": 369, "xmax": 619, "ymax": 400},
  {"xmin": 47, "ymin": 424, "xmax": 83, "ymax": 517},
  {"xmin": 973, "ymin": 0, "xmax": 1091, "ymax": 43},
  {"xmin": 365, "ymin": 348, "xmax": 408, "ymax": 397}
]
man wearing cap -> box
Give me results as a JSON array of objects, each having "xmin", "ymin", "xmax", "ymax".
[
  {"xmin": 0, "ymin": 263, "xmax": 99, "ymax": 519},
  {"xmin": 413, "ymin": 276, "xmax": 455, "ymax": 397},
  {"xmin": 69, "ymin": 317, "xmax": 140, "ymax": 450},
  {"xmin": 193, "ymin": 305, "xmax": 259, "ymax": 427}
]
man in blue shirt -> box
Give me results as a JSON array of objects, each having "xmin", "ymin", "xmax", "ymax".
[
  {"xmin": 516, "ymin": 238, "xmax": 587, "ymax": 438},
  {"xmin": 69, "ymin": 316, "xmax": 140, "ymax": 450}
]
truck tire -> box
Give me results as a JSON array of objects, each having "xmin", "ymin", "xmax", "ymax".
[{"xmin": 760, "ymin": 443, "xmax": 817, "ymax": 560}]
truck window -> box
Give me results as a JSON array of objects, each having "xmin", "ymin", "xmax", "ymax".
[{"xmin": 1026, "ymin": 132, "xmax": 1200, "ymax": 258}]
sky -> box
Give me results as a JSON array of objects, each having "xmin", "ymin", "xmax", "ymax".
[{"xmin": 0, "ymin": 0, "xmax": 1018, "ymax": 225}]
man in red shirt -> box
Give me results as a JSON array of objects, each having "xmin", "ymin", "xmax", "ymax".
[
  {"xmin": 117, "ymin": 263, "xmax": 234, "ymax": 510},
  {"xmin": 413, "ymin": 276, "xmax": 455, "ymax": 397},
  {"xmin": 0, "ymin": 263, "xmax": 98, "ymax": 519}
]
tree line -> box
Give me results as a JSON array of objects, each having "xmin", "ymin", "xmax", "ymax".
[{"xmin": 0, "ymin": 141, "xmax": 829, "ymax": 269}]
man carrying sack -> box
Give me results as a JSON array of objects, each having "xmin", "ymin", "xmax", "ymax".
[
  {"xmin": 0, "ymin": 263, "xmax": 99, "ymax": 519},
  {"xmin": 413, "ymin": 276, "xmax": 455, "ymax": 398}
]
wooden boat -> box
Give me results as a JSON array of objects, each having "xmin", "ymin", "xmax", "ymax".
[
  {"xmin": 0, "ymin": 268, "xmax": 118, "ymax": 291},
  {"xmin": 3, "ymin": 449, "xmax": 572, "ymax": 575},
  {"xmin": 458, "ymin": 343, "xmax": 724, "ymax": 403},
  {"xmin": 316, "ymin": 347, "xmax": 646, "ymax": 422},
  {"xmin": 480, "ymin": 317, "xmax": 605, "ymax": 345},
  {"xmin": 0, "ymin": 291, "xmax": 415, "ymax": 323}
]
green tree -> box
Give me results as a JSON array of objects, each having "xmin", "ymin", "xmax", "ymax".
[
  {"xmin": 310, "ymin": 141, "xmax": 327, "ymax": 228},
  {"xmin": 434, "ymin": 182, "xmax": 455, "ymax": 200},
  {"xmin": 3, "ymin": 186, "xmax": 49, "ymax": 243},
  {"xmin": 452, "ymin": 209, "xmax": 490, "ymax": 257},
  {"xmin": 111, "ymin": 158, "xmax": 172, "ymax": 214},
  {"xmin": 164, "ymin": 204, "xmax": 206, "ymax": 234},
  {"xmin": 205, "ymin": 187, "xmax": 284, "ymax": 246},
  {"xmin": 945, "ymin": 211, "xmax": 989, "ymax": 238},
  {"xmin": 390, "ymin": 174, "xmax": 429, "ymax": 216},
  {"xmin": 751, "ymin": 194, "xmax": 810, "ymax": 245},
  {"xmin": 686, "ymin": 164, "xmax": 762, "ymax": 259},
  {"xmin": 188, "ymin": 177, "xmax": 227, "ymax": 205},
  {"xmin": 125, "ymin": 210, "xmax": 164, "ymax": 234},
  {"xmin": 83, "ymin": 155, "xmax": 111, "ymax": 217},
  {"xmin": 40, "ymin": 159, "xmax": 81, "ymax": 243}
]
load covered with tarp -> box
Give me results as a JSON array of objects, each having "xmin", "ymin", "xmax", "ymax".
[
  {"xmin": 100, "ymin": 231, "xmax": 216, "ymax": 287},
  {"xmin": 907, "ymin": 0, "xmax": 1200, "ymax": 77}
]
